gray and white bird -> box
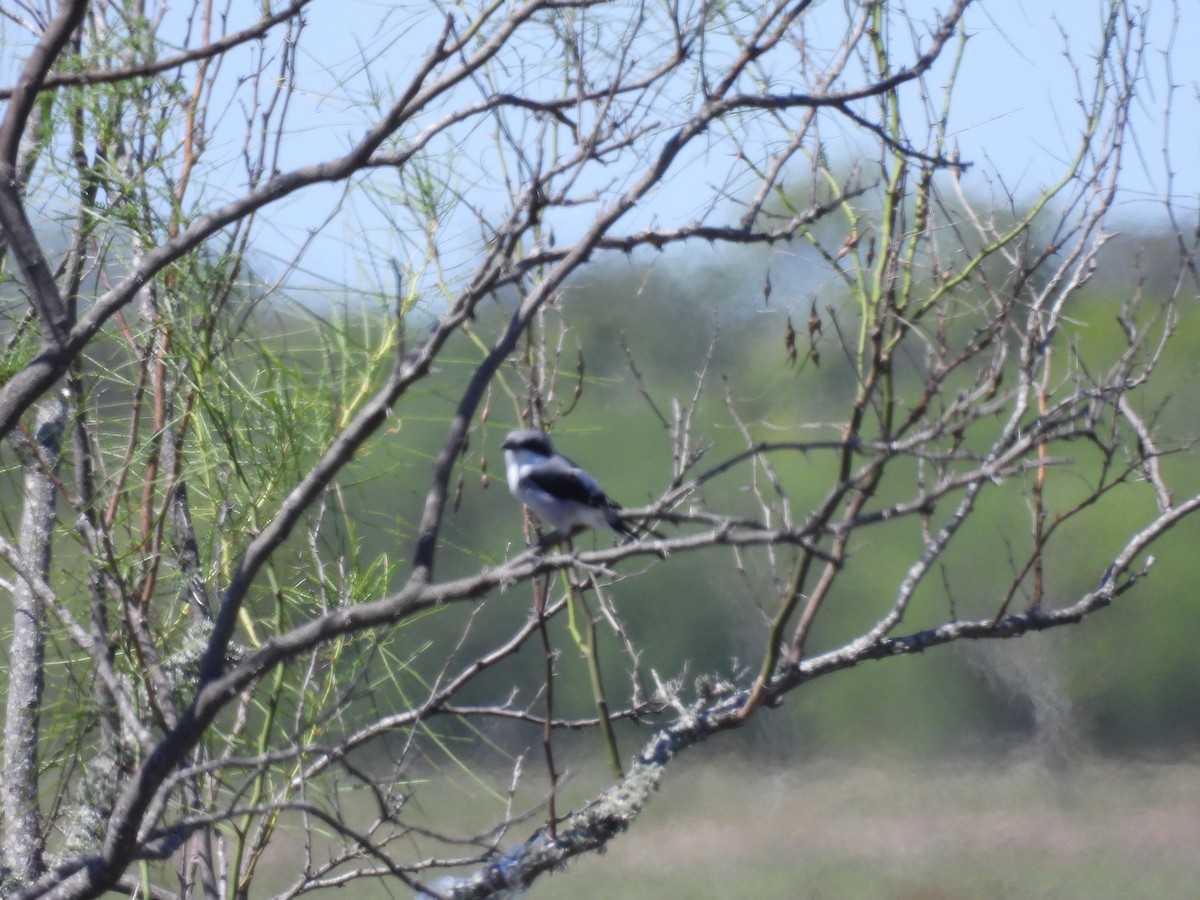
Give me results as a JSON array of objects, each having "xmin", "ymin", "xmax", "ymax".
[{"xmin": 502, "ymin": 428, "xmax": 635, "ymax": 542}]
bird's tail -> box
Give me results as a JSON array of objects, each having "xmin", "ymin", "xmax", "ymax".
[{"xmin": 607, "ymin": 505, "xmax": 661, "ymax": 544}]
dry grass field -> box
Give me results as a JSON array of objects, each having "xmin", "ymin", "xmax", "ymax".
[{"xmin": 539, "ymin": 754, "xmax": 1200, "ymax": 899}]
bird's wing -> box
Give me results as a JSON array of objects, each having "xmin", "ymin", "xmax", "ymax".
[{"xmin": 524, "ymin": 458, "xmax": 612, "ymax": 509}]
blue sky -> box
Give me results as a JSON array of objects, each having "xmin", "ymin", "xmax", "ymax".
[
  {"xmin": 947, "ymin": 0, "xmax": 1198, "ymax": 216},
  {"xmin": 264, "ymin": 0, "xmax": 1199, "ymax": 290},
  {"xmin": 2, "ymin": 1, "xmax": 1195, "ymax": 290}
]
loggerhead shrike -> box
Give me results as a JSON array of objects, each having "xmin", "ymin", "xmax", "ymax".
[{"xmin": 502, "ymin": 428, "xmax": 636, "ymax": 542}]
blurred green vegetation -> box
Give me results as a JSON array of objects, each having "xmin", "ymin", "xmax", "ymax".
[
  {"xmin": 2, "ymin": 222, "xmax": 1197, "ymax": 770},
  {"xmin": 400, "ymin": 224, "xmax": 1200, "ymax": 763}
]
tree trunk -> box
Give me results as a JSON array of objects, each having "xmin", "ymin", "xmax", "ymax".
[{"xmin": 3, "ymin": 397, "xmax": 65, "ymax": 885}]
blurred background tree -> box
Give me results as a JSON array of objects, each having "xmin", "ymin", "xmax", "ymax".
[{"xmin": 0, "ymin": 1, "xmax": 1197, "ymax": 898}]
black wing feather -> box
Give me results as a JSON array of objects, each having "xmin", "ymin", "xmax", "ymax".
[{"xmin": 525, "ymin": 466, "xmax": 609, "ymax": 509}]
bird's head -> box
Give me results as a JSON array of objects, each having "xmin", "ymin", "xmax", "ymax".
[{"xmin": 502, "ymin": 428, "xmax": 553, "ymax": 457}]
